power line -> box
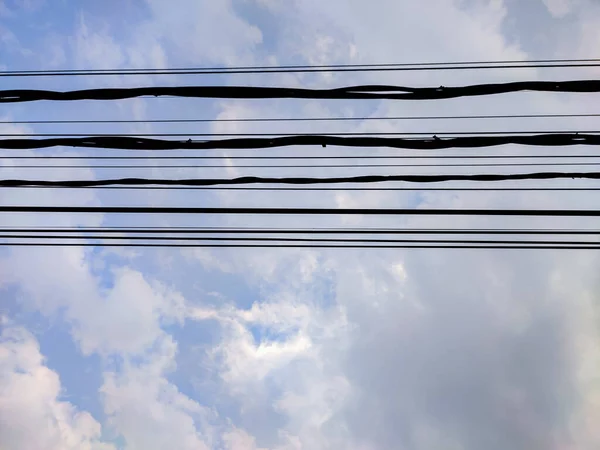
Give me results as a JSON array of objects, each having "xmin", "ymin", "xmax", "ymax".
[
  {"xmin": 6, "ymin": 154, "xmax": 600, "ymax": 160},
  {"xmin": 1, "ymin": 130, "xmax": 599, "ymax": 137},
  {"xmin": 3, "ymin": 242, "xmax": 600, "ymax": 250},
  {"xmin": 3, "ymin": 81, "xmax": 600, "ymax": 103},
  {"xmin": 3, "ymin": 58, "xmax": 600, "ymax": 77},
  {"xmin": 3, "ymin": 112, "xmax": 600, "ymax": 125},
  {"xmin": 2, "ymin": 134, "xmax": 600, "ymax": 151},
  {"xmin": 5, "ymin": 131, "xmax": 600, "ymax": 137},
  {"xmin": 3, "ymin": 234, "xmax": 600, "ymax": 247},
  {"xmin": 7, "ymin": 185, "xmax": 600, "ymax": 192},
  {"xmin": 3, "ymin": 205, "xmax": 600, "ymax": 217},
  {"xmin": 2, "ymin": 227, "xmax": 599, "ymax": 235},
  {"xmin": 10, "ymin": 162, "xmax": 600, "ymax": 170},
  {"xmin": 5, "ymin": 171, "xmax": 600, "ymax": 188}
]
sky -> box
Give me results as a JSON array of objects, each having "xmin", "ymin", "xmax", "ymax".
[{"xmin": 2, "ymin": 0, "xmax": 600, "ymax": 449}]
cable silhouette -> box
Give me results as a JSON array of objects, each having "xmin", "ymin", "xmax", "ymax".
[
  {"xmin": 6, "ymin": 172, "xmax": 600, "ymax": 188},
  {"xmin": 3, "ymin": 134, "xmax": 600, "ymax": 151},
  {"xmin": 3, "ymin": 242, "xmax": 600, "ymax": 250},
  {"xmin": 3, "ymin": 205, "xmax": 600, "ymax": 217},
  {"xmin": 4, "ymin": 234, "xmax": 599, "ymax": 245},
  {"xmin": 3, "ymin": 227, "xmax": 599, "ymax": 235},
  {"xmin": 7, "ymin": 154, "xmax": 600, "ymax": 160},
  {"xmin": 4, "ymin": 130, "xmax": 600, "ymax": 137},
  {"xmin": 3, "ymin": 81, "xmax": 600, "ymax": 103},
  {"xmin": 3, "ymin": 112, "xmax": 600, "ymax": 125},
  {"xmin": 8, "ymin": 185, "xmax": 600, "ymax": 192},
  {"xmin": 10, "ymin": 162, "xmax": 600, "ymax": 170},
  {"xmin": 3, "ymin": 58, "xmax": 600, "ymax": 77}
]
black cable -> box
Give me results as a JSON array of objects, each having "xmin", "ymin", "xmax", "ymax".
[
  {"xmin": 5, "ymin": 154, "xmax": 600, "ymax": 160},
  {"xmin": 3, "ymin": 227, "xmax": 599, "ymax": 235},
  {"xmin": 3, "ymin": 242, "xmax": 600, "ymax": 250},
  {"xmin": 2, "ymin": 234, "xmax": 598, "ymax": 246},
  {"xmin": 6, "ymin": 171, "xmax": 600, "ymax": 188},
  {"xmin": 3, "ymin": 112, "xmax": 600, "ymax": 125},
  {"xmin": 9, "ymin": 162, "xmax": 600, "ymax": 169},
  {"xmin": 2, "ymin": 205, "xmax": 600, "ymax": 217},
  {"xmin": 3, "ymin": 58, "xmax": 600, "ymax": 77},
  {"xmin": 2, "ymin": 134, "xmax": 600, "ymax": 151},
  {"xmin": 3, "ymin": 80, "xmax": 600, "ymax": 103},
  {"xmin": 7, "ymin": 186, "xmax": 600, "ymax": 192},
  {"xmin": 2, "ymin": 130, "xmax": 599, "ymax": 137}
]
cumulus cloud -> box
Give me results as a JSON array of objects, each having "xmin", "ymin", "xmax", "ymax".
[
  {"xmin": 1, "ymin": 249, "xmax": 185, "ymax": 356},
  {"xmin": 100, "ymin": 336, "xmax": 214, "ymax": 450},
  {"xmin": 0, "ymin": 324, "xmax": 114, "ymax": 450}
]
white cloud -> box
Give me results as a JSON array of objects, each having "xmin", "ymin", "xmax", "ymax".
[
  {"xmin": 100, "ymin": 336, "xmax": 214, "ymax": 450},
  {"xmin": 542, "ymin": 0, "xmax": 579, "ymax": 17},
  {"xmin": 1, "ymin": 249, "xmax": 185, "ymax": 356},
  {"xmin": 141, "ymin": 0, "xmax": 263, "ymax": 65},
  {"xmin": 0, "ymin": 324, "xmax": 114, "ymax": 450}
]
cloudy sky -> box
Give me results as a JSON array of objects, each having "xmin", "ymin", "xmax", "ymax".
[{"xmin": 2, "ymin": 0, "xmax": 600, "ymax": 449}]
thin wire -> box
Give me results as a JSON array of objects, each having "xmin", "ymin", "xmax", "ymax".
[
  {"xmin": 6, "ymin": 154, "xmax": 600, "ymax": 161},
  {"xmin": 3, "ymin": 227, "xmax": 599, "ymax": 235},
  {"xmin": 9, "ymin": 162, "xmax": 600, "ymax": 169},
  {"xmin": 3, "ymin": 235, "xmax": 599, "ymax": 246},
  {"xmin": 3, "ymin": 112, "xmax": 600, "ymax": 125},
  {"xmin": 1, "ymin": 131, "xmax": 599, "ymax": 137},
  {"xmin": 3, "ymin": 59, "xmax": 600, "ymax": 77},
  {"xmin": 3, "ymin": 242, "xmax": 600, "ymax": 250},
  {"xmin": 6, "ymin": 186, "xmax": 600, "ymax": 191},
  {"xmin": 3, "ymin": 205, "xmax": 600, "ymax": 217}
]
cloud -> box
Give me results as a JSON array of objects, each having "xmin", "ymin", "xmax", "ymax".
[
  {"xmin": 542, "ymin": 0, "xmax": 579, "ymax": 17},
  {"xmin": 100, "ymin": 335, "xmax": 214, "ymax": 450},
  {"xmin": 0, "ymin": 324, "xmax": 114, "ymax": 450},
  {"xmin": 3, "ymin": 0, "xmax": 600, "ymax": 449},
  {"xmin": 1, "ymin": 249, "xmax": 185, "ymax": 356}
]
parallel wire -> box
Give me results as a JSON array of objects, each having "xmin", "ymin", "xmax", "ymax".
[
  {"xmin": 7, "ymin": 172, "xmax": 600, "ymax": 187},
  {"xmin": 1, "ymin": 130, "xmax": 599, "ymax": 137},
  {"xmin": 3, "ymin": 205, "xmax": 600, "ymax": 217},
  {"xmin": 3, "ymin": 134, "xmax": 600, "ymax": 151},
  {"xmin": 8, "ymin": 186, "xmax": 600, "ymax": 192},
  {"xmin": 2, "ymin": 227, "xmax": 600, "ymax": 235},
  {"xmin": 8, "ymin": 162, "xmax": 600, "ymax": 169},
  {"xmin": 3, "ymin": 112, "xmax": 600, "ymax": 125},
  {"xmin": 3, "ymin": 242, "xmax": 600, "ymax": 250},
  {"xmin": 4, "ymin": 80, "xmax": 600, "ymax": 104},
  {"xmin": 6, "ymin": 154, "xmax": 600, "ymax": 160},
  {"xmin": 3, "ymin": 58, "xmax": 600, "ymax": 77},
  {"xmin": 2, "ymin": 235, "xmax": 599, "ymax": 247}
]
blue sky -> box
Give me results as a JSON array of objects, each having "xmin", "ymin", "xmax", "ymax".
[{"xmin": 2, "ymin": 1, "xmax": 600, "ymax": 449}]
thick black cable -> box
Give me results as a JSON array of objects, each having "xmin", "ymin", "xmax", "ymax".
[
  {"xmin": 5, "ymin": 171, "xmax": 600, "ymax": 188},
  {"xmin": 2, "ymin": 205, "xmax": 600, "ymax": 217},
  {"xmin": 3, "ymin": 80, "xmax": 600, "ymax": 103},
  {"xmin": 2, "ymin": 134, "xmax": 600, "ymax": 151},
  {"xmin": 3, "ymin": 112, "xmax": 600, "ymax": 125}
]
